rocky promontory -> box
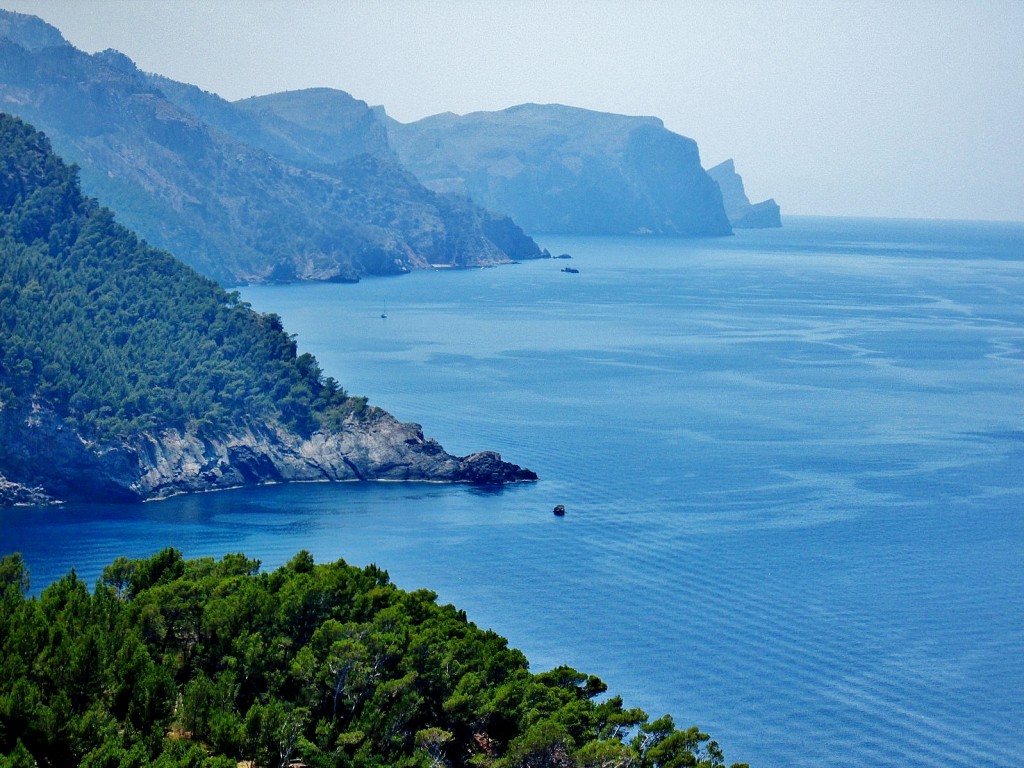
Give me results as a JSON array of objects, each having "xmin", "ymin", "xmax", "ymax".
[
  {"xmin": 707, "ymin": 159, "xmax": 781, "ymax": 228},
  {"xmin": 0, "ymin": 402, "xmax": 535, "ymax": 505},
  {"xmin": 386, "ymin": 103, "xmax": 733, "ymax": 237},
  {"xmin": 0, "ymin": 112, "xmax": 535, "ymax": 507}
]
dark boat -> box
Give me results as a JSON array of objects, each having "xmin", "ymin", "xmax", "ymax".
[
  {"xmin": 553, "ymin": 504, "xmax": 566, "ymax": 516},
  {"xmin": 561, "ymin": 267, "xmax": 579, "ymax": 274}
]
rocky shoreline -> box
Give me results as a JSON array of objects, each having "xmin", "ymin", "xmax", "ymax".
[
  {"xmin": 0, "ymin": 402, "xmax": 536, "ymax": 506},
  {"xmin": 0, "ymin": 474, "xmax": 55, "ymax": 506}
]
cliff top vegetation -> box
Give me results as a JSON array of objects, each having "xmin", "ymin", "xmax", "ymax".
[
  {"xmin": 0, "ymin": 549, "xmax": 746, "ymax": 768},
  {"xmin": 0, "ymin": 112, "xmax": 364, "ymax": 442}
]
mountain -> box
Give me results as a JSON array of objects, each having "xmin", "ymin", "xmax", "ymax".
[
  {"xmin": 0, "ymin": 6, "xmax": 63, "ymax": 50},
  {"xmin": 139, "ymin": 76, "xmax": 392, "ymax": 171},
  {"xmin": 0, "ymin": 10, "xmax": 543, "ymax": 285},
  {"xmin": 0, "ymin": 113, "xmax": 535, "ymax": 505},
  {"xmin": 385, "ymin": 103, "xmax": 733, "ymax": 236},
  {"xmin": 707, "ymin": 159, "xmax": 781, "ymax": 228}
]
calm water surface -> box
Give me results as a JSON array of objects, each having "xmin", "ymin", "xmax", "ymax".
[{"xmin": 3, "ymin": 217, "xmax": 1023, "ymax": 767}]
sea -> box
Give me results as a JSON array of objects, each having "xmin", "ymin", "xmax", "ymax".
[{"xmin": 3, "ymin": 216, "xmax": 1023, "ymax": 767}]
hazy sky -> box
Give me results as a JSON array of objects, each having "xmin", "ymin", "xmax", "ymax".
[{"xmin": 4, "ymin": 0, "xmax": 1023, "ymax": 222}]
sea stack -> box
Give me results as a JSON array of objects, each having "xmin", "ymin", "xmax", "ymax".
[{"xmin": 707, "ymin": 159, "xmax": 782, "ymax": 228}]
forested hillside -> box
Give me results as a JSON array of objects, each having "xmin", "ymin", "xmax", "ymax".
[
  {"xmin": 0, "ymin": 549, "xmax": 746, "ymax": 768},
  {"xmin": 0, "ymin": 113, "xmax": 358, "ymax": 442},
  {"xmin": 386, "ymin": 104, "xmax": 733, "ymax": 237},
  {"xmin": 0, "ymin": 113, "xmax": 534, "ymax": 503}
]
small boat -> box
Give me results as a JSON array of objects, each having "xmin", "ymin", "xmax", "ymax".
[
  {"xmin": 553, "ymin": 504, "xmax": 566, "ymax": 516},
  {"xmin": 561, "ymin": 267, "xmax": 579, "ymax": 274},
  {"xmin": 380, "ymin": 299, "xmax": 387, "ymax": 319}
]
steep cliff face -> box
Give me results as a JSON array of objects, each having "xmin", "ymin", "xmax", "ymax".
[
  {"xmin": 216, "ymin": 87, "xmax": 546, "ymax": 265},
  {"xmin": 707, "ymin": 159, "xmax": 781, "ymax": 228},
  {"xmin": 387, "ymin": 103, "xmax": 733, "ymax": 236},
  {"xmin": 0, "ymin": 401, "xmax": 535, "ymax": 504},
  {"xmin": 0, "ymin": 473, "xmax": 52, "ymax": 506}
]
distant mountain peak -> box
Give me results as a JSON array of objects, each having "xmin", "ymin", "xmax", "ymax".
[
  {"xmin": 234, "ymin": 86, "xmax": 367, "ymax": 120},
  {"xmin": 231, "ymin": 87, "xmax": 390, "ymax": 161},
  {"xmin": 713, "ymin": 158, "xmax": 736, "ymax": 174},
  {"xmin": 0, "ymin": 9, "xmax": 68, "ymax": 51},
  {"xmin": 0, "ymin": 20, "xmax": 544, "ymax": 284}
]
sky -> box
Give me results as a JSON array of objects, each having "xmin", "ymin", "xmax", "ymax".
[{"xmin": 4, "ymin": 0, "xmax": 1023, "ymax": 222}]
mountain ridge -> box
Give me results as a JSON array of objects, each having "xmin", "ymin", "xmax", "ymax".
[
  {"xmin": 0, "ymin": 8, "xmax": 783, "ymax": 279},
  {"xmin": 0, "ymin": 10, "xmax": 544, "ymax": 285}
]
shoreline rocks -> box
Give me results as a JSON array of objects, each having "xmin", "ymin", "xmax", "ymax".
[
  {"xmin": 0, "ymin": 473, "xmax": 57, "ymax": 506},
  {"xmin": 0, "ymin": 403, "xmax": 536, "ymax": 506}
]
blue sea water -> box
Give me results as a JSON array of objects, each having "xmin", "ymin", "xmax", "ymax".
[{"xmin": 3, "ymin": 216, "xmax": 1023, "ymax": 767}]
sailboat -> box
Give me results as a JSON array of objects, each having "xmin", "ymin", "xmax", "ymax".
[{"xmin": 380, "ymin": 299, "xmax": 387, "ymax": 319}]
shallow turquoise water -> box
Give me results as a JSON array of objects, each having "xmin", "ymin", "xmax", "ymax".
[{"xmin": 3, "ymin": 217, "xmax": 1023, "ymax": 767}]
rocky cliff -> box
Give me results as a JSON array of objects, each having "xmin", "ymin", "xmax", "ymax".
[
  {"xmin": 0, "ymin": 401, "xmax": 535, "ymax": 505},
  {"xmin": 707, "ymin": 159, "xmax": 781, "ymax": 228},
  {"xmin": 386, "ymin": 103, "xmax": 733, "ymax": 236}
]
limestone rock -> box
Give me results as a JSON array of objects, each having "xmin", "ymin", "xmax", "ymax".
[{"xmin": 0, "ymin": 403, "xmax": 536, "ymax": 505}]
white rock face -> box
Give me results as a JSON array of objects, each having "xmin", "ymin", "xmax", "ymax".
[{"xmin": 0, "ymin": 403, "xmax": 535, "ymax": 504}]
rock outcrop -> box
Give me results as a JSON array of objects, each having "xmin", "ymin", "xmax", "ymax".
[
  {"xmin": 0, "ymin": 472, "xmax": 55, "ymax": 506},
  {"xmin": 707, "ymin": 159, "xmax": 781, "ymax": 228},
  {"xmin": 0, "ymin": 402, "xmax": 536, "ymax": 505},
  {"xmin": 0, "ymin": 111, "xmax": 536, "ymax": 507}
]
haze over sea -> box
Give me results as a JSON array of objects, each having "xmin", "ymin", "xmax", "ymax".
[{"xmin": 4, "ymin": 217, "xmax": 1023, "ymax": 767}]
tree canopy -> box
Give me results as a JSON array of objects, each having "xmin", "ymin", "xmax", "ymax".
[
  {"xmin": 0, "ymin": 112, "xmax": 364, "ymax": 442},
  {"xmin": 0, "ymin": 550, "xmax": 746, "ymax": 768}
]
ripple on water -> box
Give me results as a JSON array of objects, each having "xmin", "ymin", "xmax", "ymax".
[{"xmin": 6, "ymin": 221, "xmax": 1024, "ymax": 768}]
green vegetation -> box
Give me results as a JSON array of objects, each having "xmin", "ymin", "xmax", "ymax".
[
  {"xmin": 0, "ymin": 550, "xmax": 746, "ymax": 768},
  {"xmin": 0, "ymin": 113, "xmax": 365, "ymax": 441}
]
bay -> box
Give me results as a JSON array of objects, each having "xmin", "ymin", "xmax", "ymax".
[{"xmin": 3, "ymin": 216, "xmax": 1023, "ymax": 767}]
